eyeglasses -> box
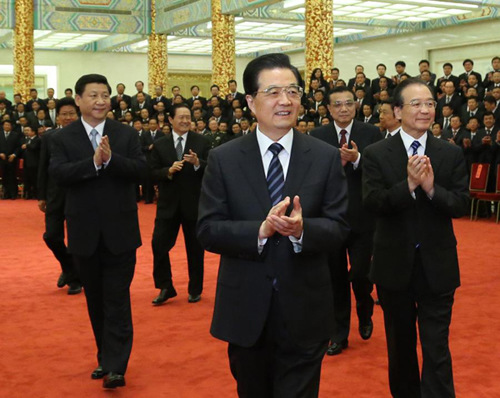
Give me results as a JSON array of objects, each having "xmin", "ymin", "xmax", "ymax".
[
  {"xmin": 331, "ymin": 100, "xmax": 356, "ymax": 109},
  {"xmin": 254, "ymin": 85, "xmax": 303, "ymax": 99},
  {"xmin": 402, "ymin": 100, "xmax": 437, "ymax": 109}
]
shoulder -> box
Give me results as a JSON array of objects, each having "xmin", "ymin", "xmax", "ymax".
[
  {"xmin": 353, "ymin": 120, "xmax": 380, "ymax": 135},
  {"xmin": 310, "ymin": 123, "xmax": 332, "ymax": 138}
]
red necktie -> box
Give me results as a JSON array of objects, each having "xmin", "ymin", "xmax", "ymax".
[{"xmin": 339, "ymin": 129, "xmax": 347, "ymax": 147}]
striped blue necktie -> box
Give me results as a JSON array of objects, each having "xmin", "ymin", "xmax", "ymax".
[
  {"xmin": 90, "ymin": 129, "xmax": 98, "ymax": 151},
  {"xmin": 267, "ymin": 143, "xmax": 285, "ymax": 206},
  {"xmin": 410, "ymin": 140, "xmax": 420, "ymax": 156}
]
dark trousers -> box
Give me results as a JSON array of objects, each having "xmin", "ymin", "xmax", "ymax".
[
  {"xmin": 1, "ymin": 161, "xmax": 18, "ymax": 198},
  {"xmin": 228, "ymin": 292, "xmax": 328, "ymax": 398},
  {"xmin": 329, "ymin": 230, "xmax": 374, "ymax": 343},
  {"xmin": 44, "ymin": 208, "xmax": 79, "ymax": 283},
  {"xmin": 23, "ymin": 166, "xmax": 38, "ymax": 198},
  {"xmin": 74, "ymin": 243, "xmax": 136, "ymax": 375},
  {"xmin": 377, "ymin": 253, "xmax": 455, "ymax": 398},
  {"xmin": 152, "ymin": 214, "xmax": 204, "ymax": 295}
]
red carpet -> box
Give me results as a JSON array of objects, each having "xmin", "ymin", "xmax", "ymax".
[{"xmin": 0, "ymin": 200, "xmax": 499, "ymax": 397}]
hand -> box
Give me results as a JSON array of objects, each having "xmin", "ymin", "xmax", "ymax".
[
  {"xmin": 99, "ymin": 135, "xmax": 111, "ymax": 163},
  {"xmin": 21, "ymin": 144, "xmax": 27, "ymax": 150},
  {"xmin": 149, "ymin": 144, "xmax": 153, "ymax": 151},
  {"xmin": 38, "ymin": 200, "xmax": 46, "ymax": 213},
  {"xmin": 447, "ymin": 138, "xmax": 456, "ymax": 145},
  {"xmin": 462, "ymin": 138, "xmax": 471, "ymax": 148},
  {"xmin": 482, "ymin": 136, "xmax": 492, "ymax": 146},
  {"xmin": 496, "ymin": 130, "xmax": 500, "ymax": 143},
  {"xmin": 168, "ymin": 160, "xmax": 185, "ymax": 176},
  {"xmin": 407, "ymin": 154, "xmax": 426, "ymax": 192},
  {"xmin": 268, "ymin": 195, "xmax": 303, "ymax": 239},
  {"xmin": 419, "ymin": 156, "xmax": 435, "ymax": 197},
  {"xmin": 0, "ymin": 153, "xmax": 5, "ymax": 160},
  {"xmin": 183, "ymin": 149, "xmax": 199, "ymax": 166},
  {"xmin": 258, "ymin": 197, "xmax": 290, "ymax": 239},
  {"xmin": 339, "ymin": 140, "xmax": 359, "ymax": 164},
  {"xmin": 8, "ymin": 154, "xmax": 15, "ymax": 163}
]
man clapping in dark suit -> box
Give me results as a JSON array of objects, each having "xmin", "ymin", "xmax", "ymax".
[
  {"xmin": 49, "ymin": 74, "xmax": 147, "ymax": 389},
  {"xmin": 311, "ymin": 86, "xmax": 382, "ymax": 356},
  {"xmin": 362, "ymin": 78, "xmax": 469, "ymax": 397},
  {"xmin": 150, "ymin": 104, "xmax": 210, "ymax": 305},
  {"xmin": 197, "ymin": 53, "xmax": 349, "ymax": 397}
]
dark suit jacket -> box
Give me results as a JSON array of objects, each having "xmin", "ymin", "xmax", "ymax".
[
  {"xmin": 362, "ymin": 133, "xmax": 469, "ymax": 293},
  {"xmin": 49, "ymin": 118, "xmax": 147, "ymax": 256},
  {"xmin": 436, "ymin": 94, "xmax": 462, "ymax": 119},
  {"xmin": 151, "ymin": 132, "xmax": 210, "ymax": 220},
  {"xmin": 111, "ymin": 94, "xmax": 132, "ymax": 111},
  {"xmin": 38, "ymin": 129, "xmax": 65, "ymax": 208},
  {"xmin": 22, "ymin": 136, "xmax": 41, "ymax": 168},
  {"xmin": 311, "ymin": 120, "xmax": 383, "ymax": 232},
  {"xmin": 0, "ymin": 130, "xmax": 22, "ymax": 158},
  {"xmin": 197, "ymin": 130, "xmax": 349, "ymax": 347},
  {"xmin": 436, "ymin": 75, "xmax": 460, "ymax": 89}
]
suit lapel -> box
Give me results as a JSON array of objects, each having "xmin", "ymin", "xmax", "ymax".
[
  {"xmin": 424, "ymin": 134, "xmax": 443, "ymax": 175},
  {"xmin": 283, "ymin": 131, "xmax": 312, "ymax": 200},
  {"xmin": 75, "ymin": 119, "xmax": 95, "ymax": 156},
  {"xmin": 238, "ymin": 133, "xmax": 271, "ymax": 214},
  {"xmin": 387, "ymin": 133, "xmax": 409, "ymax": 181}
]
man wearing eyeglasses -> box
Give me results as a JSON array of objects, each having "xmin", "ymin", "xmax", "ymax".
[
  {"xmin": 311, "ymin": 86, "xmax": 382, "ymax": 356},
  {"xmin": 362, "ymin": 78, "xmax": 469, "ymax": 397},
  {"xmin": 197, "ymin": 53, "xmax": 349, "ymax": 397}
]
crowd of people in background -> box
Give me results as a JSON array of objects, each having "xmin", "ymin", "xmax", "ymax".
[{"xmin": 1, "ymin": 56, "xmax": 500, "ymax": 202}]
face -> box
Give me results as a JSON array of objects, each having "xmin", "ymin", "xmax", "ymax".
[
  {"xmin": 140, "ymin": 108, "xmax": 149, "ymax": 118},
  {"xmin": 328, "ymin": 91, "xmax": 355, "ymax": 127},
  {"xmin": 443, "ymin": 65, "xmax": 452, "ymax": 75},
  {"xmin": 135, "ymin": 81, "xmax": 144, "ymax": 91},
  {"xmin": 394, "ymin": 84, "xmax": 435, "ymax": 137},
  {"xmin": 355, "ymin": 66, "xmax": 364, "ymax": 74},
  {"xmin": 3, "ymin": 122, "xmax": 12, "ymax": 132},
  {"xmin": 297, "ymin": 121, "xmax": 307, "ymax": 134},
  {"xmin": 75, "ymin": 83, "xmax": 111, "ymax": 125},
  {"xmin": 191, "ymin": 86, "xmax": 199, "ymax": 96},
  {"xmin": 208, "ymin": 119, "xmax": 218, "ymax": 132},
  {"xmin": 493, "ymin": 88, "xmax": 500, "ymax": 100},
  {"xmin": 442, "ymin": 106, "xmax": 453, "ymax": 117},
  {"xmin": 163, "ymin": 125, "xmax": 171, "ymax": 134},
  {"xmin": 192, "ymin": 99, "xmax": 202, "ymax": 109},
  {"xmin": 318, "ymin": 105, "xmax": 327, "ymax": 116},
  {"xmin": 229, "ymin": 82, "xmax": 237, "ymax": 92},
  {"xmin": 59, "ymin": 107, "xmax": 77, "ymax": 126},
  {"xmin": 468, "ymin": 119, "xmax": 479, "ymax": 131},
  {"xmin": 169, "ymin": 107, "xmax": 191, "ymax": 135},
  {"xmin": 219, "ymin": 122, "xmax": 228, "ymax": 132},
  {"xmin": 377, "ymin": 65, "xmax": 386, "ymax": 76},
  {"xmin": 314, "ymin": 69, "xmax": 322, "ymax": 78},
  {"xmin": 379, "ymin": 90, "xmax": 389, "ymax": 101},
  {"xmin": 467, "ymin": 99, "xmax": 477, "ymax": 110},
  {"xmin": 133, "ymin": 120, "xmax": 142, "ymax": 131},
  {"xmin": 419, "ymin": 63, "xmax": 429, "ymax": 73},
  {"xmin": 396, "ymin": 65, "xmax": 405, "ymax": 74},
  {"xmin": 47, "ymin": 88, "xmax": 54, "ymax": 97},
  {"xmin": 197, "ymin": 121, "xmax": 206, "ymax": 131},
  {"xmin": 32, "ymin": 102, "xmax": 40, "ymax": 112},
  {"xmin": 117, "ymin": 84, "xmax": 125, "ymax": 94},
  {"xmin": 106, "ymin": 111, "xmax": 114, "ymax": 119},
  {"xmin": 493, "ymin": 72, "xmax": 500, "ymax": 83},
  {"xmin": 240, "ymin": 120, "xmax": 249, "ymax": 130},
  {"xmin": 137, "ymin": 93, "xmax": 145, "ymax": 103},
  {"xmin": 313, "ymin": 91, "xmax": 323, "ymax": 102},
  {"xmin": 331, "ymin": 69, "xmax": 339, "ymax": 80},
  {"xmin": 363, "ymin": 105, "xmax": 372, "ymax": 116},
  {"xmin": 120, "ymin": 100, "xmax": 128, "ymax": 110},
  {"xmin": 444, "ymin": 82, "xmax": 455, "ymax": 95},
  {"xmin": 378, "ymin": 103, "xmax": 396, "ymax": 130},
  {"xmin": 311, "ymin": 80, "xmax": 319, "ymax": 90},
  {"xmin": 421, "ymin": 72, "xmax": 430, "ymax": 82},
  {"xmin": 464, "ymin": 61, "xmax": 473, "ymax": 72},
  {"xmin": 30, "ymin": 90, "xmax": 38, "ymax": 99},
  {"xmin": 355, "ymin": 74, "xmax": 365, "ymax": 85},
  {"xmin": 468, "ymin": 75, "xmax": 478, "ymax": 86},
  {"xmin": 379, "ymin": 78, "xmax": 388, "ymax": 89},
  {"xmin": 213, "ymin": 107, "xmax": 221, "ymax": 117},
  {"xmin": 234, "ymin": 109, "xmax": 243, "ymax": 118},
  {"xmin": 211, "ymin": 87, "xmax": 219, "ymax": 96},
  {"xmin": 484, "ymin": 115, "xmax": 495, "ymax": 128},
  {"xmin": 232, "ymin": 124, "xmax": 241, "ymax": 134},
  {"xmin": 48, "ymin": 100, "xmax": 56, "ymax": 109},
  {"xmin": 431, "ymin": 124, "xmax": 442, "ymax": 137},
  {"xmin": 125, "ymin": 113, "xmax": 133, "ymax": 121},
  {"xmin": 246, "ymin": 68, "xmax": 300, "ymax": 137},
  {"xmin": 65, "ymin": 90, "xmax": 73, "ymax": 97},
  {"xmin": 321, "ymin": 117, "xmax": 330, "ymax": 126},
  {"xmin": 493, "ymin": 58, "xmax": 500, "ymax": 70},
  {"xmin": 155, "ymin": 86, "xmax": 162, "ymax": 96},
  {"xmin": 307, "ymin": 121, "xmax": 315, "ymax": 132},
  {"xmin": 149, "ymin": 119, "xmax": 158, "ymax": 131}
]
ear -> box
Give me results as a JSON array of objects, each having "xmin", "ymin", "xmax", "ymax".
[
  {"xmin": 246, "ymin": 94, "xmax": 255, "ymax": 114},
  {"xmin": 394, "ymin": 106, "xmax": 403, "ymax": 121},
  {"xmin": 75, "ymin": 95, "xmax": 81, "ymax": 107}
]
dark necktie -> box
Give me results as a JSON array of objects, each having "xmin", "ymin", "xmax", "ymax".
[
  {"xmin": 410, "ymin": 140, "xmax": 420, "ymax": 156},
  {"xmin": 446, "ymin": 96, "xmax": 450, "ymax": 104},
  {"xmin": 267, "ymin": 143, "xmax": 285, "ymax": 206},
  {"xmin": 176, "ymin": 136, "xmax": 183, "ymax": 161},
  {"xmin": 151, "ymin": 131, "xmax": 156, "ymax": 139},
  {"xmin": 444, "ymin": 118, "xmax": 449, "ymax": 130},
  {"xmin": 339, "ymin": 129, "xmax": 347, "ymax": 147},
  {"xmin": 486, "ymin": 129, "xmax": 491, "ymax": 135},
  {"xmin": 385, "ymin": 131, "xmax": 391, "ymax": 139}
]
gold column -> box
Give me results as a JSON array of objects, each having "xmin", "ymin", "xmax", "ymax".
[
  {"xmin": 211, "ymin": 0, "xmax": 235, "ymax": 96},
  {"xmin": 305, "ymin": 0, "xmax": 333, "ymax": 90},
  {"xmin": 148, "ymin": 0, "xmax": 168, "ymax": 94},
  {"xmin": 14, "ymin": 0, "xmax": 34, "ymax": 103}
]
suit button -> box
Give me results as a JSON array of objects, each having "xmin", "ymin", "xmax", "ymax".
[{"xmin": 274, "ymin": 238, "xmax": 280, "ymax": 246}]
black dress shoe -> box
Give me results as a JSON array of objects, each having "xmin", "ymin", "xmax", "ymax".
[
  {"xmin": 359, "ymin": 320, "xmax": 374, "ymax": 340},
  {"xmin": 326, "ymin": 339, "xmax": 348, "ymax": 356},
  {"xmin": 67, "ymin": 283, "xmax": 83, "ymax": 295},
  {"xmin": 188, "ymin": 294, "xmax": 201, "ymax": 303},
  {"xmin": 103, "ymin": 372, "xmax": 125, "ymax": 389},
  {"xmin": 91, "ymin": 365, "xmax": 105, "ymax": 379},
  {"xmin": 152, "ymin": 288, "xmax": 177, "ymax": 305},
  {"xmin": 57, "ymin": 272, "xmax": 67, "ymax": 288}
]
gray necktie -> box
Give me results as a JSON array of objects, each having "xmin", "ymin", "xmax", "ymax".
[
  {"xmin": 176, "ymin": 136, "xmax": 183, "ymax": 161},
  {"xmin": 90, "ymin": 129, "xmax": 98, "ymax": 150}
]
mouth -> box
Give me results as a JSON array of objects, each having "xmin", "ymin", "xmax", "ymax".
[{"xmin": 275, "ymin": 111, "xmax": 291, "ymax": 116}]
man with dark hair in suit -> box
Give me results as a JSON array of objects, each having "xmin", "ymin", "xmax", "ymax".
[
  {"xmin": 186, "ymin": 85, "xmax": 207, "ymax": 110},
  {"xmin": 393, "ymin": 61, "xmax": 408, "ymax": 84},
  {"xmin": 227, "ymin": 79, "xmax": 247, "ymax": 110},
  {"xmin": 461, "ymin": 96, "xmax": 483, "ymax": 126},
  {"xmin": 484, "ymin": 56, "xmax": 500, "ymax": 87},
  {"xmin": 110, "ymin": 83, "xmax": 131, "ymax": 112},
  {"xmin": 0, "ymin": 91, "xmax": 13, "ymax": 112},
  {"xmin": 49, "ymin": 74, "xmax": 147, "ymax": 389},
  {"xmin": 348, "ymin": 65, "xmax": 370, "ymax": 90},
  {"xmin": 379, "ymin": 100, "xmax": 401, "ymax": 138},
  {"xmin": 38, "ymin": 97, "xmax": 82, "ymax": 295},
  {"xmin": 483, "ymin": 95, "xmax": 500, "ymax": 129},
  {"xmin": 26, "ymin": 88, "xmax": 47, "ymax": 112},
  {"xmin": 371, "ymin": 63, "xmax": 395, "ymax": 95},
  {"xmin": 436, "ymin": 62, "xmax": 459, "ymax": 90},
  {"xmin": 150, "ymin": 104, "xmax": 210, "ymax": 305},
  {"xmin": 458, "ymin": 59, "xmax": 482, "ymax": 87},
  {"xmin": 44, "ymin": 88, "xmax": 57, "ymax": 105},
  {"xmin": 311, "ymin": 86, "xmax": 382, "ymax": 356},
  {"xmin": 363, "ymin": 78, "xmax": 469, "ymax": 397},
  {"xmin": 197, "ymin": 53, "xmax": 349, "ymax": 397},
  {"xmin": 418, "ymin": 59, "xmax": 436, "ymax": 86},
  {"xmin": 436, "ymin": 80, "xmax": 462, "ymax": 119},
  {"xmin": 0, "ymin": 120, "xmax": 22, "ymax": 199}
]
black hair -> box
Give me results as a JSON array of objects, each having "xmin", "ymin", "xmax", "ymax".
[
  {"xmin": 376, "ymin": 63, "xmax": 387, "ymax": 70},
  {"xmin": 443, "ymin": 62, "xmax": 453, "ymax": 69},
  {"xmin": 170, "ymin": 103, "xmax": 191, "ymax": 118},
  {"xmin": 74, "ymin": 74, "xmax": 112, "ymax": 96},
  {"xmin": 395, "ymin": 61, "xmax": 406, "ymax": 68},
  {"xmin": 419, "ymin": 59, "xmax": 430, "ymax": 66},
  {"xmin": 328, "ymin": 85, "xmax": 355, "ymax": 101},
  {"xmin": 393, "ymin": 78, "xmax": 433, "ymax": 108},
  {"xmin": 463, "ymin": 59, "xmax": 474, "ymax": 66},
  {"xmin": 243, "ymin": 53, "xmax": 302, "ymax": 96},
  {"xmin": 56, "ymin": 97, "xmax": 78, "ymax": 114},
  {"xmin": 190, "ymin": 85, "xmax": 200, "ymax": 91}
]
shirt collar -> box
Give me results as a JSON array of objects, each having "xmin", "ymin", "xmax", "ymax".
[
  {"xmin": 81, "ymin": 117, "xmax": 105, "ymax": 137},
  {"xmin": 333, "ymin": 120, "xmax": 354, "ymax": 135},
  {"xmin": 256, "ymin": 126, "xmax": 293, "ymax": 159},
  {"xmin": 172, "ymin": 130, "xmax": 188, "ymax": 141},
  {"xmin": 399, "ymin": 128, "xmax": 427, "ymax": 153}
]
